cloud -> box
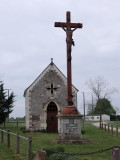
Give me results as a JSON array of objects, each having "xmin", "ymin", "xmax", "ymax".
[{"xmin": 0, "ymin": 0, "xmax": 120, "ymax": 117}]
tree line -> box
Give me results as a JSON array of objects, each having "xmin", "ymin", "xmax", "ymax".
[
  {"xmin": 0, "ymin": 81, "xmax": 14, "ymax": 124},
  {"xmin": 86, "ymin": 76, "xmax": 117, "ymax": 116}
]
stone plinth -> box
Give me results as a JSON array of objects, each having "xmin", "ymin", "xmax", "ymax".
[{"xmin": 57, "ymin": 113, "xmax": 82, "ymax": 143}]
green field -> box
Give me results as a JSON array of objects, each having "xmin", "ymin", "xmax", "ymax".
[{"xmin": 0, "ymin": 121, "xmax": 120, "ymax": 160}]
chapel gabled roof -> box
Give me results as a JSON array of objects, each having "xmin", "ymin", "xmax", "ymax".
[{"xmin": 24, "ymin": 59, "xmax": 78, "ymax": 96}]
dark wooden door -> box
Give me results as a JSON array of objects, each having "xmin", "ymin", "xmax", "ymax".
[{"xmin": 47, "ymin": 102, "xmax": 58, "ymax": 133}]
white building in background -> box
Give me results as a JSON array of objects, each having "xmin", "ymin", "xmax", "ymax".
[{"xmin": 85, "ymin": 114, "xmax": 110, "ymax": 122}]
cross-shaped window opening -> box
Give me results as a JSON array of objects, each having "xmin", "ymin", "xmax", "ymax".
[
  {"xmin": 47, "ymin": 83, "xmax": 58, "ymax": 94},
  {"xmin": 51, "ymin": 84, "xmax": 54, "ymax": 94}
]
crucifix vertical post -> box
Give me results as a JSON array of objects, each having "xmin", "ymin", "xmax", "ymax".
[{"xmin": 55, "ymin": 11, "xmax": 83, "ymax": 106}]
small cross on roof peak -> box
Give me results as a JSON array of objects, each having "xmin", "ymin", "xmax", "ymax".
[{"xmin": 51, "ymin": 58, "xmax": 53, "ymax": 65}]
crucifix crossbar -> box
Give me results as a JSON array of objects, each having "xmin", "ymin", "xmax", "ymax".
[
  {"xmin": 55, "ymin": 12, "xmax": 82, "ymax": 29},
  {"xmin": 54, "ymin": 11, "xmax": 83, "ymax": 106}
]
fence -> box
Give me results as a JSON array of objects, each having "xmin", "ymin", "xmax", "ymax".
[
  {"xmin": 33, "ymin": 147, "xmax": 120, "ymax": 160},
  {"xmin": 101, "ymin": 123, "xmax": 119, "ymax": 136},
  {"xmin": 0, "ymin": 128, "xmax": 32, "ymax": 160},
  {"xmin": 0, "ymin": 121, "xmax": 25, "ymax": 128}
]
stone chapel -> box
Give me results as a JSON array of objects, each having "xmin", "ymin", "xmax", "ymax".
[{"xmin": 24, "ymin": 59, "xmax": 78, "ymax": 132}]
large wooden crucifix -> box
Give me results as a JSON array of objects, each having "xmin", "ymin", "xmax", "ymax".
[{"xmin": 54, "ymin": 11, "xmax": 83, "ymax": 106}]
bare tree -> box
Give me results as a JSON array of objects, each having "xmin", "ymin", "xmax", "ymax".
[
  {"xmin": 86, "ymin": 76, "xmax": 117, "ymax": 128},
  {"xmin": 87, "ymin": 102, "xmax": 93, "ymax": 115},
  {"xmin": 114, "ymin": 107, "xmax": 120, "ymax": 115},
  {"xmin": 86, "ymin": 76, "xmax": 117, "ymax": 100}
]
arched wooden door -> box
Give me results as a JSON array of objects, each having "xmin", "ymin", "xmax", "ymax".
[{"xmin": 47, "ymin": 102, "xmax": 58, "ymax": 133}]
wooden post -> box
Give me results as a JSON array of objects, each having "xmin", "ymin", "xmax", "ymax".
[
  {"xmin": 1, "ymin": 129, "xmax": 4, "ymax": 143},
  {"xmin": 17, "ymin": 121, "xmax": 18, "ymax": 128},
  {"xmin": 108, "ymin": 124, "xmax": 109, "ymax": 133},
  {"xmin": 111, "ymin": 125, "xmax": 113, "ymax": 135},
  {"xmin": 16, "ymin": 134, "xmax": 20, "ymax": 154},
  {"xmin": 105, "ymin": 124, "xmax": 106, "ymax": 132},
  {"xmin": 33, "ymin": 150, "xmax": 46, "ymax": 160},
  {"xmin": 116, "ymin": 126, "xmax": 118, "ymax": 136},
  {"xmin": 4, "ymin": 121, "xmax": 5, "ymax": 127},
  {"xmin": 101, "ymin": 123, "xmax": 103, "ymax": 131},
  {"xmin": 100, "ymin": 114, "xmax": 102, "ymax": 129},
  {"xmin": 104, "ymin": 124, "xmax": 105, "ymax": 131},
  {"xmin": 28, "ymin": 136, "xmax": 32, "ymax": 160},
  {"xmin": 7, "ymin": 130, "xmax": 10, "ymax": 148},
  {"xmin": 112, "ymin": 148, "xmax": 120, "ymax": 160}
]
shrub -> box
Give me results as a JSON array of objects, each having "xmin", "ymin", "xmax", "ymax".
[
  {"xmin": 44, "ymin": 146, "xmax": 64, "ymax": 157},
  {"xmin": 20, "ymin": 127, "xmax": 26, "ymax": 133},
  {"xmin": 20, "ymin": 127, "xmax": 47, "ymax": 133},
  {"xmin": 81, "ymin": 129, "xmax": 85, "ymax": 134},
  {"xmin": 31, "ymin": 152, "xmax": 35, "ymax": 159},
  {"xmin": 66, "ymin": 156, "xmax": 80, "ymax": 160},
  {"xmin": 33, "ymin": 129, "xmax": 47, "ymax": 133},
  {"xmin": 49, "ymin": 153, "xmax": 80, "ymax": 160},
  {"xmin": 55, "ymin": 146, "xmax": 65, "ymax": 152},
  {"xmin": 49, "ymin": 153, "xmax": 67, "ymax": 160},
  {"xmin": 39, "ymin": 129, "xmax": 47, "ymax": 133}
]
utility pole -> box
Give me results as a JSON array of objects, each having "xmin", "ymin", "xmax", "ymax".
[
  {"xmin": 92, "ymin": 95, "xmax": 94, "ymax": 113},
  {"xmin": 81, "ymin": 92, "xmax": 85, "ymax": 120},
  {"xmin": 91, "ymin": 95, "xmax": 94, "ymax": 121}
]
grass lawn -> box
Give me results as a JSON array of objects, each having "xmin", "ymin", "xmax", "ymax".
[
  {"xmin": 0, "ymin": 143, "xmax": 22, "ymax": 160},
  {"xmin": 0, "ymin": 122, "xmax": 120, "ymax": 160},
  {"xmin": 107, "ymin": 121, "xmax": 120, "ymax": 127}
]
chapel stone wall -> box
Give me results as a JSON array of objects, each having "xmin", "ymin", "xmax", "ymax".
[{"xmin": 25, "ymin": 64, "xmax": 78, "ymax": 131}]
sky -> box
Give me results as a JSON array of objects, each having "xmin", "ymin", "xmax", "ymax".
[{"xmin": 0, "ymin": 0, "xmax": 120, "ymax": 117}]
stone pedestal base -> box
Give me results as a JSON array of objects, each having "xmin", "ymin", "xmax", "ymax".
[
  {"xmin": 56, "ymin": 134, "xmax": 82, "ymax": 144},
  {"xmin": 57, "ymin": 114, "xmax": 82, "ymax": 144}
]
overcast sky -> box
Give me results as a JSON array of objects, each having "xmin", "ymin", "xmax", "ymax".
[{"xmin": 0, "ymin": 0, "xmax": 120, "ymax": 117}]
